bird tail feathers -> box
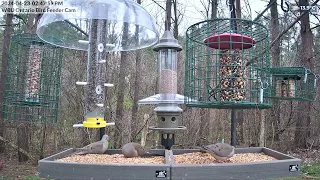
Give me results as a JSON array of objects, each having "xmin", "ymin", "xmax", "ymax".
[
  {"xmin": 72, "ymin": 148, "xmax": 88, "ymax": 155},
  {"xmin": 191, "ymin": 146, "xmax": 210, "ymax": 153}
]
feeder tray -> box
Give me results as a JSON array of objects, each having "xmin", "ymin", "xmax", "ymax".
[
  {"xmin": 267, "ymin": 66, "xmax": 317, "ymax": 101},
  {"xmin": 38, "ymin": 147, "xmax": 300, "ymax": 180},
  {"xmin": 38, "ymin": 148, "xmax": 170, "ymax": 180},
  {"xmin": 170, "ymin": 148, "xmax": 301, "ymax": 180},
  {"xmin": 204, "ymin": 33, "xmax": 256, "ymax": 50}
]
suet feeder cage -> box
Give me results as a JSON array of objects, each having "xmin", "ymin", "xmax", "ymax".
[
  {"xmin": 2, "ymin": 33, "xmax": 63, "ymax": 124},
  {"xmin": 138, "ymin": 30, "xmax": 188, "ymax": 149},
  {"xmin": 37, "ymin": 0, "xmax": 159, "ymax": 128},
  {"xmin": 184, "ymin": 18, "xmax": 272, "ymax": 109},
  {"xmin": 267, "ymin": 67, "xmax": 318, "ymax": 101}
]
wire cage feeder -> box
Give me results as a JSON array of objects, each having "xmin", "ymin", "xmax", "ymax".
[
  {"xmin": 267, "ymin": 66, "xmax": 318, "ymax": 101},
  {"xmin": 2, "ymin": 33, "xmax": 63, "ymax": 124},
  {"xmin": 184, "ymin": 18, "xmax": 272, "ymax": 109}
]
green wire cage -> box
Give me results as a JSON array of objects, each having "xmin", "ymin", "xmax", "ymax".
[
  {"xmin": 267, "ymin": 66, "xmax": 318, "ymax": 101},
  {"xmin": 184, "ymin": 18, "xmax": 272, "ymax": 109},
  {"xmin": 2, "ymin": 33, "xmax": 63, "ymax": 124}
]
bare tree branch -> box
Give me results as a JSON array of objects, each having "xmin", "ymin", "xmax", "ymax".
[
  {"xmin": 311, "ymin": 24, "xmax": 320, "ymax": 30},
  {"xmin": 311, "ymin": 13, "xmax": 320, "ymax": 25},
  {"xmin": 150, "ymin": 0, "xmax": 166, "ymax": 11},
  {"xmin": 246, "ymin": 0, "xmax": 320, "ymax": 66},
  {"xmin": 271, "ymin": 0, "xmax": 319, "ymax": 46},
  {"xmin": 253, "ymin": 0, "xmax": 277, "ymax": 21},
  {"xmin": 150, "ymin": 0, "xmax": 178, "ymax": 24}
]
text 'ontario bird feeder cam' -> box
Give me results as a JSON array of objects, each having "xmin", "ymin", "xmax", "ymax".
[
  {"xmin": 184, "ymin": 18, "xmax": 272, "ymax": 109},
  {"xmin": 138, "ymin": 30, "xmax": 189, "ymax": 150},
  {"xmin": 36, "ymin": 0, "xmax": 159, "ymax": 128}
]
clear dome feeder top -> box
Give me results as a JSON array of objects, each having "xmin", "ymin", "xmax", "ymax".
[{"xmin": 36, "ymin": 0, "xmax": 159, "ymax": 51}]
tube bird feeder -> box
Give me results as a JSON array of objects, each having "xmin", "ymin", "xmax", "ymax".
[
  {"xmin": 36, "ymin": 0, "xmax": 159, "ymax": 128},
  {"xmin": 138, "ymin": 30, "xmax": 189, "ymax": 150}
]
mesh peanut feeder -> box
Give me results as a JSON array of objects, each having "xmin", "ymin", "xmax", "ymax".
[{"xmin": 184, "ymin": 19, "xmax": 272, "ymax": 109}]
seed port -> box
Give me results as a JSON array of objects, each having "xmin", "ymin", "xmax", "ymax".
[
  {"xmin": 161, "ymin": 117, "xmax": 165, "ymax": 122},
  {"xmin": 171, "ymin": 117, "xmax": 176, "ymax": 122},
  {"xmin": 97, "ymin": 122, "xmax": 100, "ymax": 125},
  {"xmin": 96, "ymin": 118, "xmax": 99, "ymax": 120}
]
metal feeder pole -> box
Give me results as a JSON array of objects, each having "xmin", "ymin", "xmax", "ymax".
[{"xmin": 229, "ymin": 0, "xmax": 237, "ymax": 147}]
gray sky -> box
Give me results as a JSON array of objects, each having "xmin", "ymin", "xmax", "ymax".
[
  {"xmin": 142, "ymin": 0, "xmax": 318, "ymax": 36},
  {"xmin": 0, "ymin": 0, "xmax": 318, "ymax": 35},
  {"xmin": 143, "ymin": 0, "xmax": 269, "ymax": 35}
]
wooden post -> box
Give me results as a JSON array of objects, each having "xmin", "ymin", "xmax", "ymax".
[
  {"xmin": 140, "ymin": 114, "xmax": 149, "ymax": 147},
  {"xmin": 259, "ymin": 110, "xmax": 266, "ymax": 147}
]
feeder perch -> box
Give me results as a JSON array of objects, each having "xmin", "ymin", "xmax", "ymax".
[
  {"xmin": 184, "ymin": 19, "xmax": 272, "ymax": 109},
  {"xmin": 267, "ymin": 66, "xmax": 317, "ymax": 101}
]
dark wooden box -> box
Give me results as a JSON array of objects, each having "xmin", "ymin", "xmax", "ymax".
[
  {"xmin": 170, "ymin": 147, "xmax": 301, "ymax": 180},
  {"xmin": 38, "ymin": 148, "xmax": 170, "ymax": 180}
]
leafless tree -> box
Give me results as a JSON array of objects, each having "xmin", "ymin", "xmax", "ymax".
[{"xmin": 294, "ymin": 0, "xmax": 316, "ymax": 148}]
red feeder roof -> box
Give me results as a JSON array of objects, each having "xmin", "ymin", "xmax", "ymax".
[{"xmin": 203, "ymin": 33, "xmax": 256, "ymax": 50}]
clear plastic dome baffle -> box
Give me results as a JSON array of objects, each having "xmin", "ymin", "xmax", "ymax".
[{"xmin": 36, "ymin": 0, "xmax": 159, "ymax": 51}]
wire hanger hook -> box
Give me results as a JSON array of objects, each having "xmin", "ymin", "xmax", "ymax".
[{"xmin": 281, "ymin": 0, "xmax": 290, "ymax": 12}]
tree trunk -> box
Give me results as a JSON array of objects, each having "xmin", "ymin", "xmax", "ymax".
[
  {"xmin": 0, "ymin": 14, "xmax": 14, "ymax": 153},
  {"xmin": 114, "ymin": 51, "xmax": 130, "ymax": 147},
  {"xmin": 16, "ymin": 14, "xmax": 37, "ymax": 162},
  {"xmin": 165, "ymin": 0, "xmax": 172, "ymax": 30},
  {"xmin": 211, "ymin": 0, "xmax": 218, "ymax": 19},
  {"xmin": 173, "ymin": 0, "xmax": 179, "ymax": 39},
  {"xmin": 197, "ymin": 0, "xmax": 219, "ymax": 146},
  {"xmin": 235, "ymin": 0, "xmax": 241, "ymax": 19},
  {"xmin": 131, "ymin": 0, "xmax": 142, "ymax": 141},
  {"xmin": 294, "ymin": 0, "xmax": 314, "ymax": 148},
  {"xmin": 140, "ymin": 114, "xmax": 149, "ymax": 147},
  {"xmin": 236, "ymin": 110, "xmax": 244, "ymax": 145},
  {"xmin": 26, "ymin": 14, "xmax": 36, "ymax": 33},
  {"xmin": 234, "ymin": 0, "xmax": 245, "ymax": 145},
  {"xmin": 114, "ymin": 23, "xmax": 130, "ymax": 148},
  {"xmin": 259, "ymin": 110, "xmax": 266, "ymax": 147},
  {"xmin": 270, "ymin": 0, "xmax": 281, "ymax": 142}
]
